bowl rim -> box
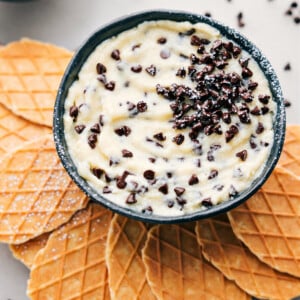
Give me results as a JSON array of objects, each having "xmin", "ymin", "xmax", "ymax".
[{"xmin": 53, "ymin": 9, "xmax": 286, "ymax": 224}]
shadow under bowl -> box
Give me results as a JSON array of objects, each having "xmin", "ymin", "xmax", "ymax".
[{"xmin": 53, "ymin": 10, "xmax": 286, "ymax": 224}]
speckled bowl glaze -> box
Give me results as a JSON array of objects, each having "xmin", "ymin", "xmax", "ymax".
[{"xmin": 54, "ymin": 10, "xmax": 285, "ymax": 224}]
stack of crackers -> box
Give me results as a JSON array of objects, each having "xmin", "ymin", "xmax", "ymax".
[{"xmin": 0, "ymin": 39, "xmax": 299, "ymax": 300}]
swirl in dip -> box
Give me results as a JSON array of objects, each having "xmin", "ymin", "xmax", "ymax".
[{"xmin": 64, "ymin": 20, "xmax": 276, "ymax": 217}]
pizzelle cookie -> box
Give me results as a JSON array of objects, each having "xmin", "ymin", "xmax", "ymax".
[
  {"xmin": 27, "ymin": 203, "xmax": 113, "ymax": 300},
  {"xmin": 0, "ymin": 134, "xmax": 88, "ymax": 244},
  {"xmin": 0, "ymin": 39, "xmax": 73, "ymax": 127},
  {"xmin": 105, "ymin": 214, "xmax": 155, "ymax": 300},
  {"xmin": 141, "ymin": 223, "xmax": 250, "ymax": 300},
  {"xmin": 228, "ymin": 167, "xmax": 300, "ymax": 277},
  {"xmin": 278, "ymin": 124, "xmax": 300, "ymax": 177},
  {"xmin": 195, "ymin": 214, "xmax": 300, "ymax": 300},
  {"xmin": 0, "ymin": 103, "xmax": 51, "ymax": 160},
  {"xmin": 10, "ymin": 232, "xmax": 50, "ymax": 268}
]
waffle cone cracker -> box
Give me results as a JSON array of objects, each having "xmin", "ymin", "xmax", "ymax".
[
  {"xmin": 278, "ymin": 125, "xmax": 300, "ymax": 177},
  {"xmin": 141, "ymin": 223, "xmax": 250, "ymax": 300},
  {"xmin": 105, "ymin": 215, "xmax": 155, "ymax": 300},
  {"xmin": 0, "ymin": 39, "xmax": 73, "ymax": 127},
  {"xmin": 0, "ymin": 135, "xmax": 88, "ymax": 244},
  {"xmin": 196, "ymin": 214, "xmax": 300, "ymax": 300},
  {"xmin": 27, "ymin": 203, "xmax": 112, "ymax": 300},
  {"xmin": 10, "ymin": 232, "xmax": 50, "ymax": 268},
  {"xmin": 0, "ymin": 103, "xmax": 51, "ymax": 161},
  {"xmin": 228, "ymin": 167, "xmax": 300, "ymax": 277}
]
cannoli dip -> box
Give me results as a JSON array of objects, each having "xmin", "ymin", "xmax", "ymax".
[{"xmin": 64, "ymin": 20, "xmax": 276, "ymax": 216}]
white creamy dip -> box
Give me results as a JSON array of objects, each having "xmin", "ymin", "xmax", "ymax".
[{"xmin": 64, "ymin": 20, "xmax": 275, "ymax": 216}]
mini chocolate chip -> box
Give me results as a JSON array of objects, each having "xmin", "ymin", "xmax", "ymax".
[
  {"xmin": 232, "ymin": 46, "xmax": 242, "ymax": 58},
  {"xmin": 153, "ymin": 132, "xmax": 166, "ymax": 141},
  {"xmin": 132, "ymin": 44, "xmax": 141, "ymax": 51},
  {"xmin": 91, "ymin": 167, "xmax": 104, "ymax": 179},
  {"xmin": 99, "ymin": 114, "xmax": 104, "ymax": 126},
  {"xmin": 90, "ymin": 123, "xmax": 101, "ymax": 134},
  {"xmin": 207, "ymin": 150, "xmax": 214, "ymax": 162},
  {"xmin": 137, "ymin": 101, "xmax": 147, "ymax": 112},
  {"xmin": 261, "ymin": 106, "xmax": 270, "ymax": 115},
  {"xmin": 96, "ymin": 62, "xmax": 107, "ymax": 74},
  {"xmin": 176, "ymin": 67, "xmax": 186, "ymax": 78},
  {"xmin": 291, "ymin": 1, "xmax": 298, "ymax": 8},
  {"xmin": 114, "ymin": 126, "xmax": 131, "ymax": 136},
  {"xmin": 158, "ymin": 183, "xmax": 168, "ymax": 195},
  {"xmin": 188, "ymin": 174, "xmax": 199, "ymax": 185},
  {"xmin": 127, "ymin": 102, "xmax": 136, "ymax": 111},
  {"xmin": 176, "ymin": 197, "xmax": 187, "ymax": 206},
  {"xmin": 144, "ymin": 170, "xmax": 155, "ymax": 180},
  {"xmin": 213, "ymin": 184, "xmax": 224, "ymax": 191},
  {"xmin": 142, "ymin": 206, "xmax": 153, "ymax": 214},
  {"xmin": 174, "ymin": 187, "xmax": 185, "ymax": 196},
  {"xmin": 204, "ymin": 12, "xmax": 212, "ymax": 17},
  {"xmin": 239, "ymin": 57, "xmax": 250, "ymax": 68},
  {"xmin": 160, "ymin": 49, "xmax": 170, "ymax": 59},
  {"xmin": 126, "ymin": 193, "xmax": 137, "ymax": 204},
  {"xmin": 202, "ymin": 198, "xmax": 213, "ymax": 207},
  {"xmin": 190, "ymin": 54, "xmax": 200, "ymax": 65},
  {"xmin": 145, "ymin": 64, "xmax": 157, "ymax": 76},
  {"xmin": 284, "ymin": 63, "xmax": 291, "ymax": 71},
  {"xmin": 69, "ymin": 105, "xmax": 79, "ymax": 121},
  {"xmin": 229, "ymin": 185, "xmax": 238, "ymax": 198},
  {"xmin": 149, "ymin": 157, "xmax": 156, "ymax": 163},
  {"xmin": 111, "ymin": 49, "xmax": 120, "ymax": 60},
  {"xmin": 179, "ymin": 28, "xmax": 196, "ymax": 36},
  {"xmin": 258, "ymin": 94, "xmax": 270, "ymax": 104},
  {"xmin": 105, "ymin": 81, "xmax": 115, "ymax": 91},
  {"xmin": 294, "ymin": 16, "xmax": 300, "ymax": 24},
  {"xmin": 256, "ymin": 122, "xmax": 264, "ymax": 134},
  {"xmin": 190, "ymin": 35, "xmax": 202, "ymax": 46},
  {"xmin": 208, "ymin": 169, "xmax": 218, "ymax": 179},
  {"xmin": 237, "ymin": 12, "xmax": 245, "ymax": 27},
  {"xmin": 250, "ymin": 106, "xmax": 261, "ymax": 115},
  {"xmin": 74, "ymin": 124, "xmax": 85, "ymax": 134},
  {"xmin": 88, "ymin": 134, "xmax": 97, "ymax": 149},
  {"xmin": 131, "ymin": 65, "xmax": 142, "ymax": 73},
  {"xmin": 105, "ymin": 174, "xmax": 112, "ymax": 183},
  {"xmin": 172, "ymin": 134, "xmax": 185, "ymax": 145},
  {"xmin": 124, "ymin": 81, "xmax": 130, "ymax": 87},
  {"xmin": 103, "ymin": 186, "xmax": 112, "ymax": 194},
  {"xmin": 116, "ymin": 171, "xmax": 129, "ymax": 189},
  {"xmin": 157, "ymin": 37, "xmax": 167, "ymax": 44},
  {"xmin": 167, "ymin": 200, "xmax": 175, "ymax": 208},
  {"xmin": 242, "ymin": 67, "xmax": 253, "ymax": 78},
  {"xmin": 250, "ymin": 135, "xmax": 257, "ymax": 149},
  {"xmin": 236, "ymin": 150, "xmax": 248, "ymax": 161},
  {"xmin": 97, "ymin": 74, "xmax": 107, "ymax": 84},
  {"xmin": 222, "ymin": 112, "xmax": 231, "ymax": 124},
  {"xmin": 122, "ymin": 149, "xmax": 133, "ymax": 158},
  {"xmin": 284, "ymin": 99, "xmax": 291, "ymax": 107},
  {"xmin": 248, "ymin": 80, "xmax": 258, "ymax": 90}
]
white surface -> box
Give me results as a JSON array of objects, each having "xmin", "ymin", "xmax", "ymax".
[{"xmin": 0, "ymin": 0, "xmax": 299, "ymax": 299}]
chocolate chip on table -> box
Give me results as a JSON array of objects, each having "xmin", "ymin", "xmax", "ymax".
[
  {"xmin": 237, "ymin": 12, "xmax": 245, "ymax": 28},
  {"xmin": 103, "ymin": 186, "xmax": 112, "ymax": 194},
  {"xmin": 284, "ymin": 99, "xmax": 292, "ymax": 107},
  {"xmin": 114, "ymin": 125, "xmax": 131, "ymax": 136},
  {"xmin": 90, "ymin": 123, "xmax": 101, "ymax": 134},
  {"xmin": 137, "ymin": 101, "xmax": 148, "ymax": 112},
  {"xmin": 69, "ymin": 105, "xmax": 79, "ymax": 121},
  {"xmin": 126, "ymin": 193, "xmax": 137, "ymax": 204},
  {"xmin": 236, "ymin": 149, "xmax": 248, "ymax": 161},
  {"xmin": 96, "ymin": 62, "xmax": 107, "ymax": 74},
  {"xmin": 91, "ymin": 167, "xmax": 104, "ymax": 179},
  {"xmin": 202, "ymin": 198, "xmax": 213, "ymax": 207},
  {"xmin": 204, "ymin": 12, "xmax": 212, "ymax": 17},
  {"xmin": 256, "ymin": 122, "xmax": 264, "ymax": 134},
  {"xmin": 74, "ymin": 124, "xmax": 85, "ymax": 134},
  {"xmin": 208, "ymin": 169, "xmax": 218, "ymax": 180},
  {"xmin": 122, "ymin": 149, "xmax": 133, "ymax": 158},
  {"xmin": 160, "ymin": 49, "xmax": 170, "ymax": 59},
  {"xmin": 105, "ymin": 81, "xmax": 116, "ymax": 91},
  {"xmin": 145, "ymin": 64, "xmax": 157, "ymax": 76},
  {"xmin": 143, "ymin": 170, "xmax": 155, "ymax": 180},
  {"xmin": 131, "ymin": 65, "xmax": 143, "ymax": 73},
  {"xmin": 158, "ymin": 183, "xmax": 169, "ymax": 195},
  {"xmin": 284, "ymin": 63, "xmax": 291, "ymax": 71},
  {"xmin": 172, "ymin": 134, "xmax": 185, "ymax": 145},
  {"xmin": 188, "ymin": 174, "xmax": 199, "ymax": 185},
  {"xmin": 285, "ymin": 9, "xmax": 293, "ymax": 15},
  {"xmin": 295, "ymin": 16, "xmax": 300, "ymax": 24},
  {"xmin": 291, "ymin": 1, "xmax": 298, "ymax": 8},
  {"xmin": 157, "ymin": 37, "xmax": 167, "ymax": 44},
  {"xmin": 88, "ymin": 134, "xmax": 97, "ymax": 149},
  {"xmin": 153, "ymin": 132, "xmax": 166, "ymax": 141},
  {"xmin": 174, "ymin": 187, "xmax": 185, "ymax": 196},
  {"xmin": 111, "ymin": 49, "xmax": 120, "ymax": 60}
]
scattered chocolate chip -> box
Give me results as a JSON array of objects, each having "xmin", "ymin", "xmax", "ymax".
[
  {"xmin": 208, "ymin": 169, "xmax": 218, "ymax": 180},
  {"xmin": 153, "ymin": 132, "xmax": 166, "ymax": 141},
  {"xmin": 69, "ymin": 105, "xmax": 79, "ymax": 121},
  {"xmin": 172, "ymin": 187, "xmax": 185, "ymax": 198},
  {"xmin": 236, "ymin": 149, "xmax": 248, "ymax": 161},
  {"xmin": 105, "ymin": 81, "xmax": 115, "ymax": 91},
  {"xmin": 248, "ymin": 80, "xmax": 258, "ymax": 90},
  {"xmin": 204, "ymin": 12, "xmax": 212, "ymax": 17},
  {"xmin": 131, "ymin": 64, "xmax": 143, "ymax": 73},
  {"xmin": 149, "ymin": 157, "xmax": 156, "ymax": 163},
  {"xmin": 241, "ymin": 67, "xmax": 253, "ymax": 78},
  {"xmin": 291, "ymin": 1, "xmax": 298, "ymax": 8},
  {"xmin": 145, "ymin": 64, "xmax": 157, "ymax": 76},
  {"xmin": 284, "ymin": 62, "xmax": 291, "ymax": 71},
  {"xmin": 167, "ymin": 200, "xmax": 175, "ymax": 208},
  {"xmin": 294, "ymin": 16, "xmax": 300, "ymax": 24},
  {"xmin": 142, "ymin": 206, "xmax": 153, "ymax": 214},
  {"xmin": 261, "ymin": 106, "xmax": 270, "ymax": 115},
  {"xmin": 256, "ymin": 122, "xmax": 264, "ymax": 134},
  {"xmin": 222, "ymin": 112, "xmax": 231, "ymax": 124},
  {"xmin": 124, "ymin": 81, "xmax": 130, "ymax": 88},
  {"xmin": 258, "ymin": 94, "xmax": 270, "ymax": 104},
  {"xmin": 91, "ymin": 167, "xmax": 104, "ymax": 179},
  {"xmin": 114, "ymin": 125, "xmax": 131, "ymax": 137},
  {"xmin": 158, "ymin": 183, "xmax": 169, "ymax": 195},
  {"xmin": 74, "ymin": 124, "xmax": 85, "ymax": 134},
  {"xmin": 103, "ymin": 186, "xmax": 112, "ymax": 194},
  {"xmin": 127, "ymin": 101, "xmax": 136, "ymax": 111},
  {"xmin": 172, "ymin": 134, "xmax": 185, "ymax": 145},
  {"xmin": 190, "ymin": 35, "xmax": 202, "ymax": 46},
  {"xmin": 111, "ymin": 49, "xmax": 120, "ymax": 60},
  {"xmin": 96, "ymin": 63, "xmax": 107, "ymax": 74},
  {"xmin": 239, "ymin": 57, "xmax": 250, "ymax": 68},
  {"xmin": 176, "ymin": 196, "xmax": 187, "ymax": 206},
  {"xmin": 157, "ymin": 37, "xmax": 167, "ymax": 44},
  {"xmin": 88, "ymin": 134, "xmax": 97, "ymax": 149},
  {"xmin": 116, "ymin": 171, "xmax": 130, "ymax": 189},
  {"xmin": 122, "ymin": 149, "xmax": 133, "ymax": 158},
  {"xmin": 90, "ymin": 123, "xmax": 101, "ymax": 134},
  {"xmin": 160, "ymin": 49, "xmax": 170, "ymax": 59},
  {"xmin": 207, "ymin": 150, "xmax": 215, "ymax": 162},
  {"xmin": 188, "ymin": 174, "xmax": 199, "ymax": 185},
  {"xmin": 284, "ymin": 99, "xmax": 291, "ymax": 107},
  {"xmin": 179, "ymin": 28, "xmax": 196, "ymax": 36},
  {"xmin": 176, "ymin": 67, "xmax": 186, "ymax": 78},
  {"xmin": 250, "ymin": 135, "xmax": 257, "ymax": 149},
  {"xmin": 143, "ymin": 170, "xmax": 155, "ymax": 180},
  {"xmin": 202, "ymin": 198, "xmax": 213, "ymax": 207},
  {"xmin": 229, "ymin": 185, "xmax": 238, "ymax": 198},
  {"xmin": 213, "ymin": 184, "xmax": 224, "ymax": 191},
  {"xmin": 97, "ymin": 74, "xmax": 107, "ymax": 84},
  {"xmin": 137, "ymin": 101, "xmax": 147, "ymax": 112},
  {"xmin": 225, "ymin": 125, "xmax": 239, "ymax": 143},
  {"xmin": 132, "ymin": 43, "xmax": 141, "ymax": 51},
  {"xmin": 126, "ymin": 193, "xmax": 137, "ymax": 204},
  {"xmin": 232, "ymin": 46, "xmax": 242, "ymax": 58},
  {"xmin": 237, "ymin": 12, "xmax": 245, "ymax": 27},
  {"xmin": 250, "ymin": 106, "xmax": 261, "ymax": 115}
]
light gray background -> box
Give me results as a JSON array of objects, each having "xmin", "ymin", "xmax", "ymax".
[{"xmin": 0, "ymin": 0, "xmax": 299, "ymax": 299}]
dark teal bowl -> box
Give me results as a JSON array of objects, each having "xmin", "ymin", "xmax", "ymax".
[{"xmin": 53, "ymin": 10, "xmax": 285, "ymax": 224}]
